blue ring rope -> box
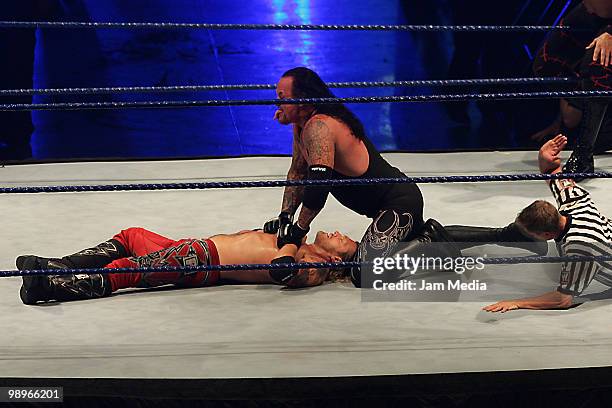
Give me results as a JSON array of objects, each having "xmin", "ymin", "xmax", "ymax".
[
  {"xmin": 1, "ymin": 254, "xmax": 610, "ymax": 278},
  {"xmin": 0, "ymin": 21, "xmax": 574, "ymax": 31},
  {"xmin": 0, "ymin": 90, "xmax": 609, "ymax": 111},
  {"xmin": 1, "ymin": 173, "xmax": 610, "ymax": 194},
  {"xmin": 0, "ymin": 77, "xmax": 576, "ymax": 96}
]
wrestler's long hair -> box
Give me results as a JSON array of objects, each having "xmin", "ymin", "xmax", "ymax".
[
  {"xmin": 327, "ymin": 267, "xmax": 351, "ymax": 283},
  {"xmin": 281, "ymin": 67, "xmax": 366, "ymax": 141},
  {"xmin": 324, "ymin": 248, "xmax": 355, "ymax": 283}
]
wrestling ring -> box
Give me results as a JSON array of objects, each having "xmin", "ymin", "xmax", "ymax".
[{"xmin": 1, "ymin": 20, "xmax": 612, "ymax": 407}]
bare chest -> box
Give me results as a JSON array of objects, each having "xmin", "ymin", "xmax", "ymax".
[{"xmin": 210, "ymin": 232, "xmax": 280, "ymax": 264}]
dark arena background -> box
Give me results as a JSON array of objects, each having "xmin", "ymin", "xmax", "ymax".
[
  {"xmin": 3, "ymin": 1, "xmax": 612, "ymax": 408},
  {"xmin": 0, "ymin": 0, "xmax": 597, "ymax": 161}
]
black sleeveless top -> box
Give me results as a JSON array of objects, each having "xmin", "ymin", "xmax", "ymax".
[{"xmin": 330, "ymin": 135, "xmax": 423, "ymax": 219}]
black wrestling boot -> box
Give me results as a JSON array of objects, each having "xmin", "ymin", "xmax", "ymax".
[
  {"xmin": 563, "ymin": 100, "xmax": 608, "ymax": 181},
  {"xmin": 383, "ymin": 219, "xmax": 462, "ymax": 281},
  {"xmin": 17, "ymin": 255, "xmax": 70, "ymax": 305},
  {"xmin": 46, "ymin": 273, "xmax": 112, "ymax": 302},
  {"xmin": 18, "ymin": 255, "xmax": 112, "ymax": 304},
  {"xmin": 60, "ymin": 239, "xmax": 128, "ymax": 269},
  {"xmin": 16, "ymin": 238, "xmax": 125, "ymax": 305},
  {"xmin": 19, "ymin": 239, "xmax": 126, "ymax": 272},
  {"xmin": 444, "ymin": 223, "xmax": 548, "ymax": 256},
  {"xmin": 400, "ymin": 219, "xmax": 462, "ymax": 257}
]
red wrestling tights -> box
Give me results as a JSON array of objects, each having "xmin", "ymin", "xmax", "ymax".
[{"xmin": 104, "ymin": 227, "xmax": 220, "ymax": 291}]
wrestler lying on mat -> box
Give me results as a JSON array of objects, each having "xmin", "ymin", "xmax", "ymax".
[
  {"xmin": 17, "ymin": 227, "xmax": 358, "ymax": 305},
  {"xmin": 484, "ymin": 134, "xmax": 612, "ymax": 313}
]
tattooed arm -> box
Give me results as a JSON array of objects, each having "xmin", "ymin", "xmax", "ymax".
[
  {"xmin": 281, "ymin": 126, "xmax": 308, "ymax": 215},
  {"xmin": 295, "ymin": 118, "xmax": 335, "ymax": 229}
]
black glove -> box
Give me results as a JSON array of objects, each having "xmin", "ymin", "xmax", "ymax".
[
  {"xmin": 263, "ymin": 212, "xmax": 292, "ymax": 234},
  {"xmin": 277, "ymin": 222, "xmax": 309, "ymax": 248},
  {"xmin": 269, "ymin": 256, "xmax": 297, "ymax": 285}
]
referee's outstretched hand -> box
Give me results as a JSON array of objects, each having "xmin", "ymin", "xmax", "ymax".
[
  {"xmin": 538, "ymin": 134, "xmax": 567, "ymax": 174},
  {"xmin": 482, "ymin": 300, "xmax": 520, "ymax": 313}
]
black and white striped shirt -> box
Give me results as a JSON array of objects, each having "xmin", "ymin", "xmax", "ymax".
[{"xmin": 550, "ymin": 179, "xmax": 612, "ymax": 295}]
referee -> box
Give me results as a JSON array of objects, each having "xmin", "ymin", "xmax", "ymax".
[{"xmin": 484, "ymin": 134, "xmax": 612, "ymax": 313}]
